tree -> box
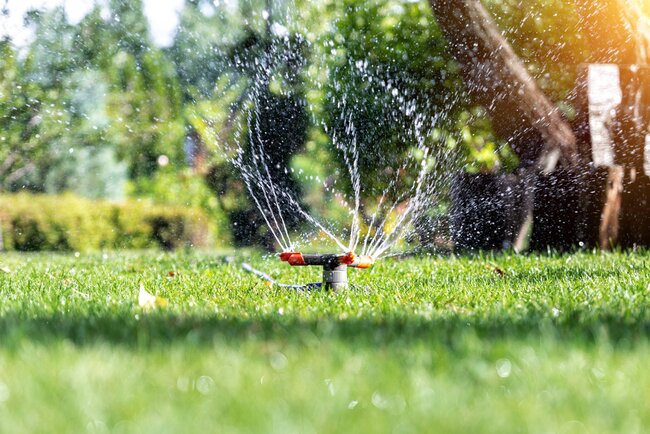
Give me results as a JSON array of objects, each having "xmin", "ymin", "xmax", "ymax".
[
  {"xmin": 109, "ymin": 0, "xmax": 151, "ymax": 59},
  {"xmin": 429, "ymin": 0, "xmax": 577, "ymax": 171},
  {"xmin": 168, "ymin": 0, "xmax": 244, "ymax": 101},
  {"xmin": 106, "ymin": 49, "xmax": 185, "ymax": 180},
  {"xmin": 0, "ymin": 40, "xmax": 39, "ymax": 190},
  {"xmin": 171, "ymin": 0, "xmax": 310, "ymax": 248},
  {"xmin": 321, "ymin": 0, "xmax": 462, "ymax": 193}
]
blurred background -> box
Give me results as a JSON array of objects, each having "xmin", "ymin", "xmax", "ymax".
[{"xmin": 1, "ymin": 0, "xmax": 648, "ymax": 253}]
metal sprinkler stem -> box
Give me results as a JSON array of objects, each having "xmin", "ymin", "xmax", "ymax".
[
  {"xmin": 322, "ymin": 264, "xmax": 348, "ymax": 291},
  {"xmin": 279, "ymin": 252, "xmax": 374, "ymax": 291}
]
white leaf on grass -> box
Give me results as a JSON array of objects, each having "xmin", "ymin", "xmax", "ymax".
[
  {"xmin": 0, "ymin": 266, "xmax": 10, "ymax": 274},
  {"xmin": 138, "ymin": 283, "xmax": 168, "ymax": 309}
]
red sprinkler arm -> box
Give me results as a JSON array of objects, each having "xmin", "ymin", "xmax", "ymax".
[
  {"xmin": 344, "ymin": 253, "xmax": 375, "ymax": 269},
  {"xmin": 279, "ymin": 251, "xmax": 307, "ymax": 266}
]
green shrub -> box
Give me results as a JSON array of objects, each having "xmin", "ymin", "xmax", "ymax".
[
  {"xmin": 0, "ymin": 193, "xmax": 216, "ymax": 252},
  {"xmin": 127, "ymin": 169, "xmax": 231, "ymax": 245}
]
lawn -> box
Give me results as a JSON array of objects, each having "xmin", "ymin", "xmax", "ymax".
[{"xmin": 0, "ymin": 250, "xmax": 649, "ymax": 433}]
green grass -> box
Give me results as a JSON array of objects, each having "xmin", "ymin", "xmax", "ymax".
[{"xmin": 0, "ymin": 250, "xmax": 649, "ymax": 433}]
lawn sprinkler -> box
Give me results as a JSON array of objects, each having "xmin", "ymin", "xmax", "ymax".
[{"xmin": 279, "ymin": 252, "xmax": 374, "ymax": 291}]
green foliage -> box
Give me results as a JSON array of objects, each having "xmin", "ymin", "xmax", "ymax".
[
  {"xmin": 167, "ymin": 0, "xmax": 245, "ymax": 100},
  {"xmin": 0, "ymin": 251, "xmax": 649, "ymax": 432},
  {"xmin": 177, "ymin": 3, "xmax": 311, "ymax": 246},
  {"xmin": 484, "ymin": 0, "xmax": 589, "ymax": 103},
  {"xmin": 106, "ymin": 48, "xmax": 186, "ymax": 179},
  {"xmin": 316, "ymin": 0, "xmax": 463, "ymax": 187},
  {"xmin": 0, "ymin": 0, "xmax": 626, "ymax": 248},
  {"xmin": 109, "ymin": 0, "xmax": 151, "ymax": 58},
  {"xmin": 43, "ymin": 146, "xmax": 128, "ymax": 200},
  {"xmin": 456, "ymin": 108, "xmax": 520, "ymax": 174},
  {"xmin": 0, "ymin": 193, "xmax": 215, "ymax": 251},
  {"xmin": 1, "ymin": 4, "xmax": 186, "ymax": 195},
  {"xmin": 128, "ymin": 168, "xmax": 231, "ymax": 244},
  {"xmin": 0, "ymin": 40, "xmax": 52, "ymax": 191}
]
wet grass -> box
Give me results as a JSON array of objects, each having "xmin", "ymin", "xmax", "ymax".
[{"xmin": 0, "ymin": 250, "xmax": 649, "ymax": 433}]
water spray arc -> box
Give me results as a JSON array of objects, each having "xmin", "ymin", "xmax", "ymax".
[{"xmin": 216, "ymin": 37, "xmax": 454, "ymax": 290}]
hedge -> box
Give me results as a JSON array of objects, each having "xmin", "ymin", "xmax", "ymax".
[{"xmin": 0, "ymin": 193, "xmax": 215, "ymax": 251}]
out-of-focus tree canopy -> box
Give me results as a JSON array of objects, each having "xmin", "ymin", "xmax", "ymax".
[{"xmin": 0, "ymin": 0, "xmax": 634, "ymax": 244}]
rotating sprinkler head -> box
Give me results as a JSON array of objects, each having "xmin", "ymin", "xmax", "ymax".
[{"xmin": 279, "ymin": 252, "xmax": 374, "ymax": 291}]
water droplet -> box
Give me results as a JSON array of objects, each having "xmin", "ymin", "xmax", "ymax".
[
  {"xmin": 196, "ymin": 376, "xmax": 215, "ymax": 395},
  {"xmin": 0, "ymin": 382, "xmax": 10, "ymax": 402},
  {"xmin": 496, "ymin": 359, "xmax": 512, "ymax": 378},
  {"xmin": 270, "ymin": 352, "xmax": 288, "ymax": 371}
]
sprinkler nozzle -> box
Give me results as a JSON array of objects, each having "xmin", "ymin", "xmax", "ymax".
[
  {"xmin": 278, "ymin": 252, "xmax": 295, "ymax": 262},
  {"xmin": 279, "ymin": 251, "xmax": 307, "ymax": 266},
  {"xmin": 340, "ymin": 252, "xmax": 374, "ymax": 269}
]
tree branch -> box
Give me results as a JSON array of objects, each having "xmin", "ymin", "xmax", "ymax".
[
  {"xmin": 0, "ymin": 152, "xmax": 18, "ymax": 177},
  {"xmin": 3, "ymin": 162, "xmax": 35, "ymax": 189}
]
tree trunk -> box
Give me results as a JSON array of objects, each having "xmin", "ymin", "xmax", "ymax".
[
  {"xmin": 429, "ymin": 0, "xmax": 577, "ymax": 170},
  {"xmin": 599, "ymin": 166, "xmax": 623, "ymax": 248}
]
